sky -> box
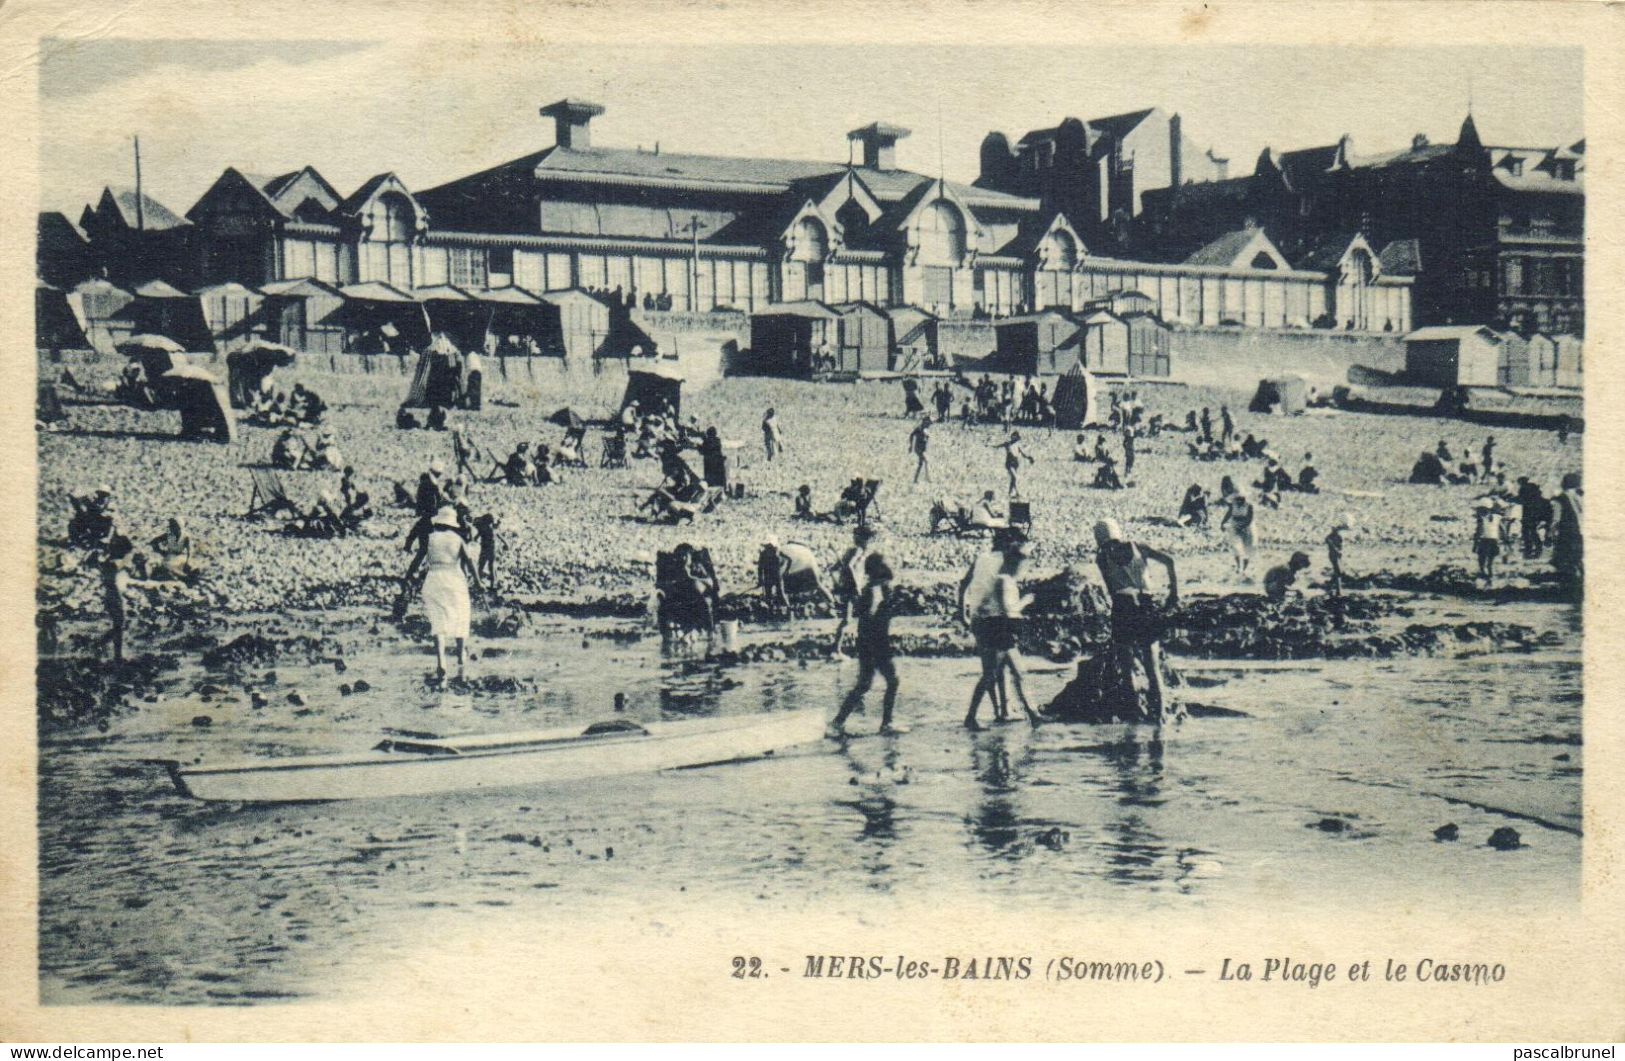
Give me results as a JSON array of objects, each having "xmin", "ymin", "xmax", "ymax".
[{"xmin": 36, "ymin": 38, "xmax": 1585, "ymax": 219}]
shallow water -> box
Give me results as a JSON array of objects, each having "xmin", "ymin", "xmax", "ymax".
[{"xmin": 39, "ymin": 600, "xmax": 1581, "ymax": 1004}]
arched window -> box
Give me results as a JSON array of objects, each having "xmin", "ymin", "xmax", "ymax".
[
  {"xmin": 378, "ymin": 192, "xmax": 415, "ymax": 242},
  {"xmin": 1344, "ymin": 248, "xmax": 1375, "ymax": 285},
  {"xmin": 918, "ymin": 200, "xmax": 966, "ymax": 266},
  {"xmin": 793, "ymin": 217, "xmax": 828, "ymax": 262},
  {"xmin": 1042, "ymin": 230, "xmax": 1078, "ymax": 271}
]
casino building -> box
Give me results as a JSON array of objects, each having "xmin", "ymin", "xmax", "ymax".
[{"xmin": 41, "ymin": 99, "xmax": 1426, "ymax": 366}]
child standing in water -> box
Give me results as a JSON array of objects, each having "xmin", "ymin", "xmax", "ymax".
[{"xmin": 830, "ymin": 554, "xmax": 902, "ymax": 736}]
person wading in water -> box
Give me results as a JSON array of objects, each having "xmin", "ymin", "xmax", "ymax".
[
  {"xmin": 1094, "ymin": 519, "xmax": 1179, "ymax": 720},
  {"xmin": 961, "ymin": 535, "xmax": 1039, "ymax": 731}
]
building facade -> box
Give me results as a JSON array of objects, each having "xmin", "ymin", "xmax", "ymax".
[
  {"xmin": 40, "ymin": 98, "xmax": 1415, "ymax": 355},
  {"xmin": 1135, "ymin": 116, "xmax": 1584, "ymax": 334},
  {"xmin": 976, "ymin": 107, "xmax": 1231, "ymax": 248}
]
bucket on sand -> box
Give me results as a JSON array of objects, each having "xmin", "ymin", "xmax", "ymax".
[{"xmin": 719, "ymin": 620, "xmax": 740, "ymax": 652}]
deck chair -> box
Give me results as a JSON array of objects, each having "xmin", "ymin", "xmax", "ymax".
[
  {"xmin": 247, "ymin": 468, "xmax": 299, "ymax": 518},
  {"xmin": 600, "ymin": 431, "xmax": 628, "ymax": 469},
  {"xmin": 555, "ymin": 427, "xmax": 589, "ymax": 469}
]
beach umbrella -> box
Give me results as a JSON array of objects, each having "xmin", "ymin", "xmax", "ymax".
[
  {"xmin": 236, "ymin": 340, "xmax": 298, "ymax": 365},
  {"xmin": 549, "ymin": 407, "xmax": 585, "ymax": 432},
  {"xmin": 162, "ymin": 363, "xmax": 224, "ymax": 385},
  {"xmin": 117, "ymin": 333, "xmax": 186, "ymax": 356}
]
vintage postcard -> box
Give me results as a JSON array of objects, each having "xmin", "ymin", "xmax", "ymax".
[{"xmin": 1, "ymin": 0, "xmax": 1621, "ymax": 1043}]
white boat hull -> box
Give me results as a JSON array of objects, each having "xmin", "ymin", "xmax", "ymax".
[{"xmin": 165, "ymin": 709, "xmax": 827, "ymax": 803}]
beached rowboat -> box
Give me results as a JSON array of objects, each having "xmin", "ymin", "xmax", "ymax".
[{"xmin": 164, "ymin": 709, "xmax": 827, "ymax": 803}]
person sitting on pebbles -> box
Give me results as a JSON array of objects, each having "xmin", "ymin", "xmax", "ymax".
[
  {"xmin": 1177, "ymin": 484, "xmax": 1210, "ymax": 528},
  {"xmin": 969, "ymin": 490, "xmax": 1008, "ymax": 531},
  {"xmin": 502, "ymin": 442, "xmax": 534, "ymax": 486},
  {"xmin": 1295, "ymin": 453, "xmax": 1321, "ymax": 494},
  {"xmin": 147, "ymin": 517, "xmax": 195, "ymax": 579},
  {"xmin": 1263, "ymin": 550, "xmax": 1312, "ymax": 602},
  {"xmin": 1091, "ymin": 455, "xmax": 1124, "ymax": 491},
  {"xmin": 271, "ymin": 428, "xmax": 307, "ymax": 470},
  {"xmin": 793, "ymin": 484, "xmax": 816, "ymax": 521},
  {"xmin": 312, "ymin": 427, "xmax": 344, "ymax": 472}
]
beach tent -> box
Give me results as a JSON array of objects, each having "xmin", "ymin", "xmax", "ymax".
[
  {"xmin": 403, "ymin": 332, "xmax": 465, "ymax": 408},
  {"xmin": 622, "ymin": 360, "xmax": 685, "ymax": 419},
  {"xmin": 415, "ymin": 285, "xmax": 485, "ymax": 351},
  {"xmin": 748, "ymin": 302, "xmax": 840, "ymax": 377},
  {"xmin": 1051, "ymin": 363, "xmax": 1101, "ymax": 429},
  {"xmin": 469, "ymin": 286, "xmax": 553, "ymax": 356},
  {"xmin": 536, "ymin": 288, "xmax": 611, "ymax": 360},
  {"xmin": 1495, "ymin": 331, "xmax": 1533, "ymax": 387},
  {"xmin": 122, "ymin": 280, "xmax": 212, "ymax": 350},
  {"xmin": 225, "ymin": 340, "xmax": 297, "ymax": 408},
  {"xmin": 36, "ymin": 281, "xmax": 89, "ymax": 352},
  {"xmin": 1076, "ymin": 310, "xmax": 1131, "ymax": 375},
  {"xmin": 163, "ymin": 364, "xmax": 236, "ymax": 444},
  {"xmin": 259, "ymin": 278, "xmax": 347, "ymax": 356},
  {"xmin": 1522, "ymin": 333, "xmax": 1558, "ymax": 388},
  {"xmin": 991, "ymin": 310, "xmax": 1079, "ymax": 375},
  {"xmin": 195, "ymin": 282, "xmax": 267, "ymax": 352},
  {"xmin": 337, "ymin": 281, "xmax": 428, "ymax": 354},
  {"xmin": 1403, "ymin": 325, "xmax": 1501, "ymax": 388},
  {"xmin": 1554, "ymin": 335, "xmax": 1583, "ymax": 389},
  {"xmin": 117, "ymin": 334, "xmax": 190, "ymax": 405},
  {"xmin": 885, "ymin": 306, "xmax": 938, "ymax": 371},
  {"xmin": 1249, "ymin": 374, "xmax": 1309, "ymax": 415},
  {"xmin": 67, "ymin": 278, "xmax": 136, "ymax": 354},
  {"xmin": 37, "ymin": 385, "xmax": 66, "ymax": 423},
  {"xmin": 1123, "ymin": 312, "xmax": 1173, "ymax": 378},
  {"xmin": 832, "ymin": 302, "xmax": 890, "ymax": 374}
]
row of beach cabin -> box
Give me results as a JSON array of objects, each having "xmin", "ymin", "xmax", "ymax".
[
  {"xmin": 1402, "ymin": 325, "xmax": 1583, "ymax": 391},
  {"xmin": 39, "ymin": 277, "xmax": 620, "ymax": 361}
]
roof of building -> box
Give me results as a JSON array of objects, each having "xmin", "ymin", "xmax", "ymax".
[
  {"xmin": 260, "ymin": 277, "xmax": 344, "ymax": 299},
  {"xmin": 752, "ymin": 300, "xmax": 840, "ymax": 320},
  {"xmin": 470, "ymin": 286, "xmax": 543, "ymax": 305},
  {"xmin": 1183, "ymin": 228, "xmax": 1267, "ymax": 267},
  {"xmin": 1292, "ymin": 232, "xmax": 1379, "ymax": 273},
  {"xmin": 340, "ymin": 281, "xmax": 418, "ymax": 303},
  {"xmin": 339, "ymin": 173, "xmax": 414, "ymax": 214},
  {"xmin": 535, "ymin": 145, "xmax": 842, "ymax": 190},
  {"xmin": 1378, "ymin": 239, "xmax": 1422, "ymax": 277},
  {"xmin": 39, "ymin": 210, "xmax": 89, "ymax": 243},
  {"xmin": 132, "ymin": 279, "xmax": 190, "ymax": 298},
  {"xmin": 1404, "ymin": 325, "xmax": 1500, "ymax": 342},
  {"xmin": 100, "ymin": 187, "xmax": 189, "ymax": 230},
  {"xmin": 413, "ymin": 284, "xmax": 475, "ymax": 302},
  {"xmin": 1086, "ymin": 108, "xmax": 1156, "ymax": 140}
]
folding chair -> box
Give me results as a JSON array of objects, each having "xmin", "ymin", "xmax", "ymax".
[
  {"xmin": 246, "ymin": 468, "xmax": 299, "ymax": 518},
  {"xmin": 600, "ymin": 431, "xmax": 628, "ymax": 469}
]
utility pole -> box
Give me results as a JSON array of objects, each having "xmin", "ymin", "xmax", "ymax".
[
  {"xmin": 679, "ymin": 214, "xmax": 706, "ymax": 310},
  {"xmin": 132, "ymin": 134, "xmax": 145, "ymax": 231}
]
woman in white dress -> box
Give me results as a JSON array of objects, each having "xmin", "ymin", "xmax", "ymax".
[{"xmin": 416, "ymin": 505, "xmax": 481, "ymax": 680}]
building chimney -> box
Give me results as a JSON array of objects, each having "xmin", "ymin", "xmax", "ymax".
[
  {"xmin": 540, "ymin": 99, "xmax": 605, "ymax": 150},
  {"xmin": 848, "ymin": 122, "xmax": 911, "ymax": 171},
  {"xmin": 1169, "ymin": 113, "xmax": 1183, "ymax": 188},
  {"xmin": 1412, "ymin": 133, "xmax": 1430, "ymax": 151}
]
